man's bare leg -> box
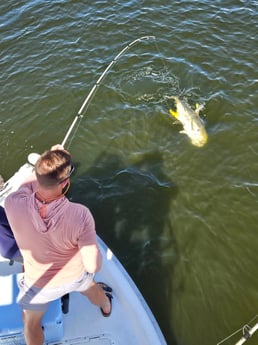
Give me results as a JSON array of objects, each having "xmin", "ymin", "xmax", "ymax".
[
  {"xmin": 81, "ymin": 281, "xmax": 112, "ymax": 315},
  {"xmin": 23, "ymin": 309, "xmax": 45, "ymax": 345}
]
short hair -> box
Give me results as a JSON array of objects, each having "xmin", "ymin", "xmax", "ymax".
[{"xmin": 35, "ymin": 149, "xmax": 71, "ymax": 188}]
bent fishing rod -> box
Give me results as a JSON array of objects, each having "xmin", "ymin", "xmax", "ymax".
[{"xmin": 61, "ymin": 35, "xmax": 156, "ymax": 148}]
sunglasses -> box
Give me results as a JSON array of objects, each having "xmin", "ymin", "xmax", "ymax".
[{"xmin": 58, "ymin": 164, "xmax": 75, "ymax": 184}]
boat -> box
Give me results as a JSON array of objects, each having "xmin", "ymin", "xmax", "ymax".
[{"xmin": 0, "ymin": 154, "xmax": 167, "ymax": 345}]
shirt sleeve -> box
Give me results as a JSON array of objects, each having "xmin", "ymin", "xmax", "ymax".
[
  {"xmin": 5, "ymin": 172, "xmax": 37, "ymax": 207},
  {"xmin": 5, "ymin": 173, "xmax": 37, "ymax": 214},
  {"xmin": 15, "ymin": 172, "xmax": 38, "ymax": 195},
  {"xmin": 77, "ymin": 207, "xmax": 102, "ymax": 273}
]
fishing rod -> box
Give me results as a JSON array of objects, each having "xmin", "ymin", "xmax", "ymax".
[
  {"xmin": 217, "ymin": 315, "xmax": 258, "ymax": 345},
  {"xmin": 61, "ymin": 35, "xmax": 156, "ymax": 148},
  {"xmin": 235, "ymin": 323, "xmax": 258, "ymax": 345}
]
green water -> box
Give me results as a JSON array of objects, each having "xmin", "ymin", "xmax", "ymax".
[{"xmin": 0, "ymin": 1, "xmax": 257, "ymax": 344}]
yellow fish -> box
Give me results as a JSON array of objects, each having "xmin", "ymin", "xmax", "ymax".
[{"xmin": 169, "ymin": 96, "xmax": 208, "ymax": 147}]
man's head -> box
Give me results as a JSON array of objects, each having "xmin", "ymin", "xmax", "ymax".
[{"xmin": 35, "ymin": 149, "xmax": 72, "ymax": 189}]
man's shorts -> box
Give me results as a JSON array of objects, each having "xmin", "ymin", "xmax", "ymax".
[{"xmin": 17, "ymin": 271, "xmax": 94, "ymax": 311}]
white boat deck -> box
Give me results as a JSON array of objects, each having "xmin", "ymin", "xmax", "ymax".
[{"xmin": 0, "ymin": 238, "xmax": 166, "ymax": 345}]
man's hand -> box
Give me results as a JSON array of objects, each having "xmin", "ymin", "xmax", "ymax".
[{"xmin": 50, "ymin": 144, "xmax": 65, "ymax": 151}]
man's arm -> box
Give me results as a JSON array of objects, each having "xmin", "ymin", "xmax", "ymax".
[{"xmin": 80, "ymin": 244, "xmax": 102, "ymax": 273}]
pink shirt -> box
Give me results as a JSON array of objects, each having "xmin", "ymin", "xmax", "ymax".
[{"xmin": 5, "ymin": 174, "xmax": 102, "ymax": 288}]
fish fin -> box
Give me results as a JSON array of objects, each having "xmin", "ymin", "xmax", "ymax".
[
  {"xmin": 169, "ymin": 109, "xmax": 179, "ymax": 119},
  {"xmin": 195, "ymin": 103, "xmax": 204, "ymax": 115}
]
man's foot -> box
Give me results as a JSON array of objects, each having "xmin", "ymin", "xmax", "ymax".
[{"xmin": 97, "ymin": 282, "xmax": 113, "ymax": 317}]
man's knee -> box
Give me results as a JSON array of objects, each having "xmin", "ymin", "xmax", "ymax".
[
  {"xmin": 23, "ymin": 309, "xmax": 45, "ymax": 327},
  {"xmin": 80, "ymin": 280, "xmax": 96, "ymax": 298}
]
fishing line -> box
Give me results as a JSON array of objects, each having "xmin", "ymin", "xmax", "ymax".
[
  {"xmin": 61, "ymin": 35, "xmax": 156, "ymax": 149},
  {"xmin": 151, "ymin": 40, "xmax": 180, "ymax": 111},
  {"xmin": 152, "ymin": 40, "xmax": 203, "ymax": 114}
]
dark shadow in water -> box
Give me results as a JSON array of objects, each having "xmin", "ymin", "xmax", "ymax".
[{"xmin": 71, "ymin": 151, "xmax": 179, "ymax": 345}]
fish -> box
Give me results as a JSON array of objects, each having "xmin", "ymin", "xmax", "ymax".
[{"xmin": 169, "ymin": 96, "xmax": 208, "ymax": 147}]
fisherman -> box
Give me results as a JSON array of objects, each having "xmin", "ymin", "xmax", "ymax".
[{"xmin": 5, "ymin": 145, "xmax": 113, "ymax": 345}]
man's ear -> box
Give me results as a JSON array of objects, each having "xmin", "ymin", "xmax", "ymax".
[{"xmin": 61, "ymin": 179, "xmax": 70, "ymax": 195}]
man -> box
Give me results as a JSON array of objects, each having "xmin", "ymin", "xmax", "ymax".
[{"xmin": 5, "ymin": 145, "xmax": 112, "ymax": 345}]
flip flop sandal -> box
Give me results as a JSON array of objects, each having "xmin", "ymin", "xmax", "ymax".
[
  {"xmin": 96, "ymin": 282, "xmax": 112, "ymax": 293},
  {"xmin": 100, "ymin": 292, "xmax": 113, "ymax": 317},
  {"xmin": 97, "ymin": 282, "xmax": 113, "ymax": 317}
]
